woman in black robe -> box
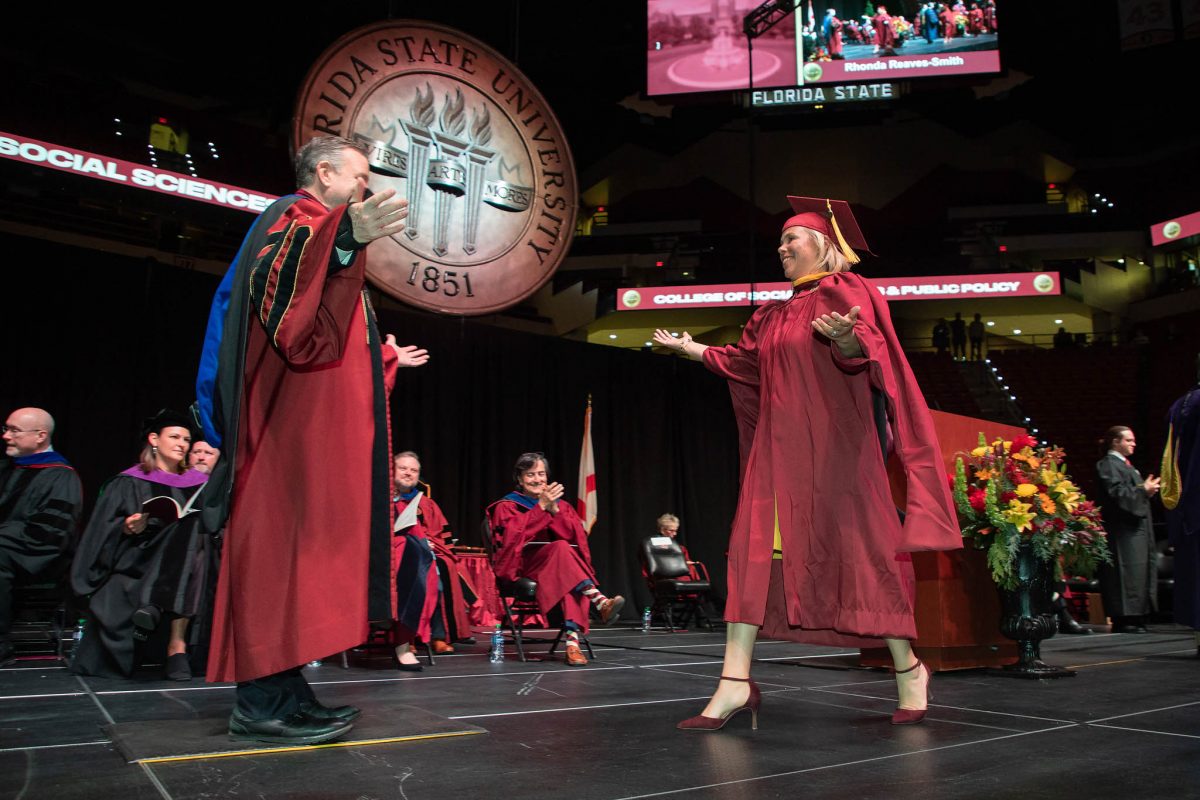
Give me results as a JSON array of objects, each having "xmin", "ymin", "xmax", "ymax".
[{"xmin": 70, "ymin": 411, "xmax": 211, "ymax": 680}]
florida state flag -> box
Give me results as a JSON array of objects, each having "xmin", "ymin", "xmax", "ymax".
[{"xmin": 577, "ymin": 396, "xmax": 598, "ymax": 533}]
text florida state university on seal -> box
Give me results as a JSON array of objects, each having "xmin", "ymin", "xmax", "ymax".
[{"xmin": 294, "ymin": 21, "xmax": 578, "ymax": 316}]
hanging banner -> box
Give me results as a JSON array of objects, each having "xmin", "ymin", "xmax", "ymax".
[
  {"xmin": 0, "ymin": 131, "xmax": 275, "ymax": 213},
  {"xmin": 617, "ymin": 272, "xmax": 1062, "ymax": 310},
  {"xmin": 1151, "ymin": 209, "xmax": 1200, "ymax": 246}
]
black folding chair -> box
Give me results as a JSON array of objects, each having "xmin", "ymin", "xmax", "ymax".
[{"xmin": 640, "ymin": 537, "xmax": 714, "ymax": 632}]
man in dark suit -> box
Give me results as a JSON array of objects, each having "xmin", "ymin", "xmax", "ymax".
[{"xmin": 1095, "ymin": 426, "xmax": 1161, "ymax": 633}]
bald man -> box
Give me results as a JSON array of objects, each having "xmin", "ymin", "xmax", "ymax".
[{"xmin": 1, "ymin": 408, "xmax": 83, "ymax": 666}]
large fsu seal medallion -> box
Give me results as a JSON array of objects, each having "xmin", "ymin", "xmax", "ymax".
[{"xmin": 294, "ymin": 21, "xmax": 577, "ymax": 315}]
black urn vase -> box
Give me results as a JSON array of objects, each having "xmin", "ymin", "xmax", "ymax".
[{"xmin": 988, "ymin": 542, "xmax": 1076, "ymax": 679}]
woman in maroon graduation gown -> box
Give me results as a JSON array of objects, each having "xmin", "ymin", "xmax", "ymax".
[{"xmin": 653, "ymin": 197, "xmax": 960, "ymax": 730}]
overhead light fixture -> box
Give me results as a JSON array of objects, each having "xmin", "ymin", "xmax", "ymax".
[
  {"xmin": 1013, "ymin": 329, "xmax": 1022, "ymax": 334},
  {"xmin": 644, "ymin": 341, "xmax": 653, "ymax": 347},
  {"xmin": 986, "ymin": 321, "xmax": 995, "ymax": 327},
  {"xmin": 608, "ymin": 334, "xmax": 617, "ymax": 339},
  {"xmin": 1091, "ymin": 209, "xmax": 1098, "ymax": 214},
  {"xmin": 1054, "ymin": 319, "xmax": 1063, "ymax": 324},
  {"xmin": 114, "ymin": 118, "xmax": 121, "ymax": 123},
  {"xmin": 1118, "ymin": 258, "xmax": 1125, "ymax": 264}
]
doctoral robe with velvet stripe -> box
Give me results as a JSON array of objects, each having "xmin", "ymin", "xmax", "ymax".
[
  {"xmin": 702, "ymin": 272, "xmax": 960, "ymax": 647},
  {"xmin": 1163, "ymin": 385, "xmax": 1200, "ymax": 629},
  {"xmin": 205, "ymin": 190, "xmax": 398, "ymax": 683},
  {"xmin": 0, "ymin": 454, "xmax": 82, "ymax": 580}
]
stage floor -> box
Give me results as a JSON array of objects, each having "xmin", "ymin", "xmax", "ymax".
[{"xmin": 2, "ymin": 623, "xmax": 1197, "ymax": 799}]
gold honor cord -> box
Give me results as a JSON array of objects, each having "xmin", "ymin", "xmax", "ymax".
[{"xmin": 791, "ymin": 271, "xmax": 833, "ymax": 289}]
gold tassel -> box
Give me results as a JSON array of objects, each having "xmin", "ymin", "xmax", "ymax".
[{"xmin": 827, "ymin": 199, "xmax": 860, "ymax": 265}]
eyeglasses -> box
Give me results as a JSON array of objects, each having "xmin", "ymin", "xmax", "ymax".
[{"xmin": 2, "ymin": 426, "xmax": 45, "ymax": 435}]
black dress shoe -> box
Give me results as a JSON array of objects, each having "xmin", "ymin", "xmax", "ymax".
[
  {"xmin": 228, "ymin": 710, "xmax": 352, "ymax": 745},
  {"xmin": 131, "ymin": 605, "xmax": 161, "ymax": 642},
  {"xmin": 1052, "ymin": 597, "xmax": 1091, "ymax": 635},
  {"xmin": 1057, "ymin": 612, "xmax": 1092, "ymax": 635},
  {"xmin": 1113, "ymin": 625, "xmax": 1147, "ymax": 634},
  {"xmin": 299, "ymin": 701, "xmax": 361, "ymax": 722},
  {"xmin": 166, "ymin": 653, "xmax": 192, "ymax": 681}
]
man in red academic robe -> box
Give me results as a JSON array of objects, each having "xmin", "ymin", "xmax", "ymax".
[
  {"xmin": 391, "ymin": 451, "xmax": 474, "ymax": 660},
  {"xmin": 486, "ymin": 453, "xmax": 624, "ymax": 666},
  {"xmin": 873, "ymin": 6, "xmax": 898, "ymax": 55},
  {"xmin": 968, "ymin": 3, "xmax": 984, "ymax": 34},
  {"xmin": 941, "ymin": 3, "xmax": 958, "ymax": 42},
  {"xmin": 197, "ymin": 136, "xmax": 428, "ymax": 745},
  {"xmin": 823, "ymin": 9, "xmax": 846, "ymax": 60}
]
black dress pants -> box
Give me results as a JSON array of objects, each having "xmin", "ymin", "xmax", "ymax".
[{"xmin": 235, "ymin": 666, "xmax": 316, "ymax": 719}]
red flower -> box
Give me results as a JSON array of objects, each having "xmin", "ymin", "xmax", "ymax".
[
  {"xmin": 1012, "ymin": 434, "xmax": 1037, "ymax": 451},
  {"xmin": 1037, "ymin": 484, "xmax": 1048, "ymax": 494},
  {"xmin": 1050, "ymin": 518, "xmax": 1066, "ymax": 531},
  {"xmin": 1001, "ymin": 491, "xmax": 1017, "ymax": 503},
  {"xmin": 968, "ymin": 487, "xmax": 986, "ymax": 512}
]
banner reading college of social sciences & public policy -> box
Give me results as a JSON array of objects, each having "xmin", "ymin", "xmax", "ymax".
[{"xmin": 617, "ymin": 272, "xmax": 1061, "ymax": 311}]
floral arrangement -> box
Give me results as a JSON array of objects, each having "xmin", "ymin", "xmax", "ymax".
[{"xmin": 952, "ymin": 433, "xmax": 1112, "ymax": 590}]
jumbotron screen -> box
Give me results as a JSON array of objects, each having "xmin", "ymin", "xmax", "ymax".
[{"xmin": 647, "ymin": 0, "xmax": 1001, "ymax": 95}]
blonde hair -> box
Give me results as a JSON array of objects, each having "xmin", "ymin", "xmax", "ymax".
[
  {"xmin": 799, "ymin": 227, "xmax": 853, "ymax": 274},
  {"xmin": 657, "ymin": 513, "xmax": 680, "ymax": 527}
]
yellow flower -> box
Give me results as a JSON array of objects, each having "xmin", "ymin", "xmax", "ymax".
[
  {"xmin": 1015, "ymin": 483, "xmax": 1039, "ymax": 497},
  {"xmin": 1041, "ymin": 468, "xmax": 1060, "ymax": 486},
  {"xmin": 1003, "ymin": 499, "xmax": 1036, "ymax": 532},
  {"xmin": 971, "ymin": 446, "xmax": 989, "ymax": 458},
  {"xmin": 1051, "ymin": 479, "xmax": 1077, "ymax": 496},
  {"xmin": 1052, "ymin": 483, "xmax": 1080, "ymax": 513}
]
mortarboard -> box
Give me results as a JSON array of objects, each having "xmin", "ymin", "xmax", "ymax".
[
  {"xmin": 782, "ymin": 196, "xmax": 872, "ymax": 265},
  {"xmin": 141, "ymin": 408, "xmax": 195, "ymax": 437}
]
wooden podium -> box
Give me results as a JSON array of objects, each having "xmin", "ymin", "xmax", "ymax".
[{"xmin": 860, "ymin": 410, "xmax": 1025, "ymax": 672}]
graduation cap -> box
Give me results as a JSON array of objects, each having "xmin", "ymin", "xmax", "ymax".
[
  {"xmin": 782, "ymin": 196, "xmax": 872, "ymax": 265},
  {"xmin": 141, "ymin": 408, "xmax": 195, "ymax": 438}
]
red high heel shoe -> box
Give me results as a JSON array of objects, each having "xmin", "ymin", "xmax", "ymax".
[
  {"xmin": 677, "ymin": 676, "xmax": 761, "ymax": 731},
  {"xmin": 891, "ymin": 659, "xmax": 932, "ymax": 725}
]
